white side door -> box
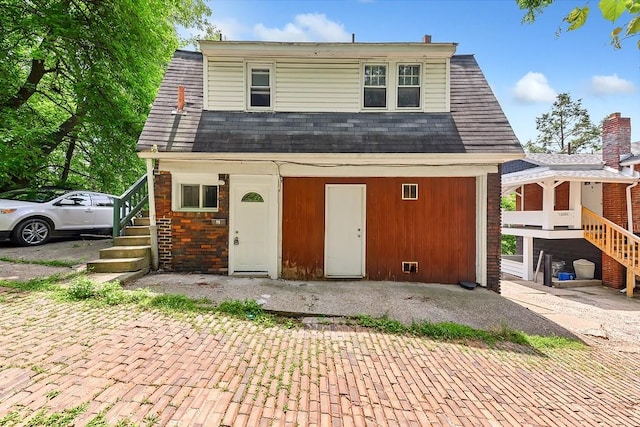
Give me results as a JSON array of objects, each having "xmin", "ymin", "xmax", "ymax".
[
  {"xmin": 325, "ymin": 184, "xmax": 366, "ymax": 278},
  {"xmin": 231, "ymin": 182, "xmax": 271, "ymax": 273}
]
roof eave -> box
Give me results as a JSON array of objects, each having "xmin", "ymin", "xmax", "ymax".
[
  {"xmin": 199, "ymin": 40, "xmax": 457, "ymax": 59},
  {"xmin": 138, "ymin": 151, "xmax": 524, "ymax": 165}
]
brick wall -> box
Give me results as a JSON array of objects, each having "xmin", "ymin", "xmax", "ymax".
[
  {"xmin": 487, "ymin": 169, "xmax": 501, "ymax": 293},
  {"xmin": 154, "ymin": 171, "xmax": 229, "ymax": 273},
  {"xmin": 554, "ymin": 182, "xmax": 569, "ymax": 210},
  {"xmin": 602, "ymin": 182, "xmax": 627, "ymax": 288}
]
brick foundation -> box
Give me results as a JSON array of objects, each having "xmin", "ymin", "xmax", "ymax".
[{"xmin": 153, "ymin": 171, "xmax": 229, "ymax": 273}]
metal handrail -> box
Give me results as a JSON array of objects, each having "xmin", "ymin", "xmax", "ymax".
[{"xmin": 113, "ymin": 175, "xmax": 148, "ymax": 237}]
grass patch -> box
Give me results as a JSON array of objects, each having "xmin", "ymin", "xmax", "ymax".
[
  {"xmin": 525, "ymin": 334, "xmax": 586, "ymax": 350},
  {"xmin": 354, "ymin": 315, "xmax": 582, "ymax": 350},
  {"xmin": 218, "ymin": 299, "xmax": 264, "ymax": 318},
  {"xmin": 64, "ymin": 276, "xmax": 151, "ymax": 306},
  {"xmin": 148, "ymin": 293, "xmax": 206, "ymax": 312},
  {"xmin": 24, "ymin": 403, "xmax": 87, "ymax": 427},
  {"xmin": 0, "ymin": 274, "xmax": 68, "ymax": 292},
  {"xmin": 0, "ymin": 256, "xmax": 76, "ymax": 268}
]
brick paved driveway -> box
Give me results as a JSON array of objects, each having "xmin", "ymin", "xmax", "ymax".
[{"xmin": 1, "ymin": 288, "xmax": 639, "ymax": 426}]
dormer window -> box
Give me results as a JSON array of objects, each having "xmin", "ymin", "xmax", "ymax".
[
  {"xmin": 249, "ymin": 65, "xmax": 272, "ymax": 108},
  {"xmin": 397, "ymin": 65, "xmax": 420, "ymax": 108},
  {"xmin": 363, "ymin": 65, "xmax": 387, "ymax": 108}
]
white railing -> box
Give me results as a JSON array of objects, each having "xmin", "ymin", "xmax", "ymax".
[
  {"xmin": 501, "ymin": 255, "xmax": 524, "ymax": 278},
  {"xmin": 502, "ymin": 210, "xmax": 580, "ymax": 229}
]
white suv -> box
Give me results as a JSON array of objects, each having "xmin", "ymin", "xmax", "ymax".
[{"xmin": 0, "ymin": 188, "xmax": 117, "ymax": 246}]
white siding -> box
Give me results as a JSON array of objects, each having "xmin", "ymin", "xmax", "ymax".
[
  {"xmin": 205, "ymin": 57, "xmax": 450, "ymax": 113},
  {"xmin": 424, "ymin": 58, "xmax": 448, "ymax": 112},
  {"xmin": 275, "ymin": 60, "xmax": 360, "ymax": 112},
  {"xmin": 207, "ymin": 59, "xmax": 244, "ymax": 110}
]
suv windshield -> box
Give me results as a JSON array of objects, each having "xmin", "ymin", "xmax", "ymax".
[{"xmin": 0, "ymin": 189, "xmax": 69, "ymax": 203}]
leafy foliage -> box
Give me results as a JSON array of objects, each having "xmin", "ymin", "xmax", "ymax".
[
  {"xmin": 524, "ymin": 93, "xmax": 601, "ymax": 154},
  {"xmin": 517, "ymin": 0, "xmax": 640, "ymax": 49},
  {"xmin": 501, "ymin": 195, "xmax": 517, "ymax": 255},
  {"xmin": 0, "ymin": 0, "xmax": 217, "ymax": 194}
]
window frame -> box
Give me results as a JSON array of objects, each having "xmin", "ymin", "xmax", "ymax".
[
  {"xmin": 172, "ymin": 173, "xmax": 224, "ymax": 212},
  {"xmin": 362, "ymin": 63, "xmax": 388, "ymax": 109},
  {"xmin": 402, "ymin": 183, "xmax": 418, "ymax": 200},
  {"xmin": 247, "ymin": 63, "xmax": 274, "ymax": 111},
  {"xmin": 396, "ymin": 64, "xmax": 421, "ymax": 109}
]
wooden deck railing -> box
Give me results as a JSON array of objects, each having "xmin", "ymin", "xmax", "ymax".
[{"xmin": 582, "ymin": 207, "xmax": 638, "ymax": 297}]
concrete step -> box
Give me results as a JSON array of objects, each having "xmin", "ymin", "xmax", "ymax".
[
  {"xmin": 100, "ymin": 245, "xmax": 150, "ymax": 259},
  {"xmin": 133, "ymin": 217, "xmax": 151, "ymax": 226},
  {"xmin": 125, "ymin": 226, "xmax": 150, "ymax": 236},
  {"xmin": 87, "ymin": 257, "xmax": 149, "ymax": 273},
  {"xmin": 89, "ymin": 267, "xmax": 150, "ymax": 285},
  {"xmin": 114, "ymin": 235, "xmax": 151, "ymax": 246}
]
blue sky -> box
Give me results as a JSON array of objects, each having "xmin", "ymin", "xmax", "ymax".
[{"xmin": 203, "ymin": 0, "xmax": 640, "ymax": 145}]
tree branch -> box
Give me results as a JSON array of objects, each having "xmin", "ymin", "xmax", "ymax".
[{"xmin": 3, "ymin": 59, "xmax": 47, "ymax": 110}]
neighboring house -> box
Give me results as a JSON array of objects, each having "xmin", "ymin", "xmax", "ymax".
[
  {"xmin": 136, "ymin": 39, "xmax": 523, "ymax": 292},
  {"xmin": 501, "ymin": 113, "xmax": 639, "ymax": 294}
]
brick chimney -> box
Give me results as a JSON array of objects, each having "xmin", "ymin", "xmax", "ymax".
[{"xmin": 602, "ymin": 112, "xmax": 631, "ymax": 170}]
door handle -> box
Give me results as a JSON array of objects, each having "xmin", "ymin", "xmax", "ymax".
[{"xmin": 234, "ymin": 237, "xmax": 239, "ymax": 245}]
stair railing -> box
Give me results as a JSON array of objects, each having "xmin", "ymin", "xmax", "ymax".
[
  {"xmin": 582, "ymin": 207, "xmax": 639, "ymax": 296},
  {"xmin": 113, "ymin": 175, "xmax": 148, "ymax": 238}
]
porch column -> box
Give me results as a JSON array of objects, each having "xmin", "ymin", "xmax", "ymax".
[
  {"xmin": 541, "ymin": 180, "xmax": 554, "ymax": 230},
  {"xmin": 522, "ymin": 236, "xmax": 534, "ymax": 280},
  {"xmin": 569, "ymin": 181, "xmax": 582, "ymax": 229}
]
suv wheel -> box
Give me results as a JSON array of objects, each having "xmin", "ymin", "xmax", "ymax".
[{"xmin": 12, "ymin": 218, "xmax": 52, "ymax": 246}]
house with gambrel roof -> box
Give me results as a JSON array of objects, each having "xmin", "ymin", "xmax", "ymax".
[{"xmin": 135, "ymin": 38, "xmax": 523, "ymax": 292}]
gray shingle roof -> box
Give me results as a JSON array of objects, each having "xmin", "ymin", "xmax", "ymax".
[{"xmin": 137, "ymin": 50, "xmax": 522, "ymax": 155}]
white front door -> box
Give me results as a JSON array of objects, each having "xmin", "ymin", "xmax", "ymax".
[
  {"xmin": 232, "ymin": 182, "xmax": 270, "ymax": 273},
  {"xmin": 325, "ymin": 184, "xmax": 366, "ymax": 278}
]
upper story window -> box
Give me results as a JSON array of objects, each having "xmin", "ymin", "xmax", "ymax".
[
  {"xmin": 249, "ymin": 66, "xmax": 271, "ymax": 108},
  {"xmin": 363, "ymin": 65, "xmax": 387, "ymax": 108},
  {"xmin": 397, "ymin": 65, "xmax": 420, "ymax": 108}
]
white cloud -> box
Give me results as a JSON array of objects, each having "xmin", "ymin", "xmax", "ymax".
[
  {"xmin": 513, "ymin": 72, "xmax": 557, "ymax": 104},
  {"xmin": 253, "ymin": 13, "xmax": 351, "ymax": 42},
  {"xmin": 214, "ymin": 18, "xmax": 250, "ymax": 41},
  {"xmin": 590, "ymin": 74, "xmax": 635, "ymax": 96}
]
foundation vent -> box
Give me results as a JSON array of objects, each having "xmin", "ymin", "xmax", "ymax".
[{"xmin": 402, "ymin": 262, "xmax": 418, "ymax": 273}]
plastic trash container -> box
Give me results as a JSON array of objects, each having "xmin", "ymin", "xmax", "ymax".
[{"xmin": 573, "ymin": 259, "xmax": 595, "ymax": 279}]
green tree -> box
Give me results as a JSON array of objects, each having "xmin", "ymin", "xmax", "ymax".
[
  {"xmin": 501, "ymin": 195, "xmax": 517, "ymax": 255},
  {"xmin": 517, "ymin": 0, "xmax": 640, "ymax": 49},
  {"xmin": 0, "ymin": 0, "xmax": 217, "ymax": 194},
  {"xmin": 524, "ymin": 93, "xmax": 601, "ymax": 154}
]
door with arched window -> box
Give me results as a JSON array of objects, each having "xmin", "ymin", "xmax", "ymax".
[{"xmin": 231, "ymin": 183, "xmax": 270, "ymax": 273}]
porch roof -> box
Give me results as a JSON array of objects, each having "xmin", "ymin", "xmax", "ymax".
[{"xmin": 503, "ymin": 166, "xmax": 637, "ymax": 187}]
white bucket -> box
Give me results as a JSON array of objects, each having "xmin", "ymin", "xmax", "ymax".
[{"xmin": 573, "ymin": 259, "xmax": 595, "ymax": 280}]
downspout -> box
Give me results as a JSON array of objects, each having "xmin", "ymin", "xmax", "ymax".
[
  {"xmin": 146, "ymin": 158, "xmax": 159, "ymax": 270},
  {"xmin": 627, "ymin": 175, "xmax": 638, "ymax": 232}
]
